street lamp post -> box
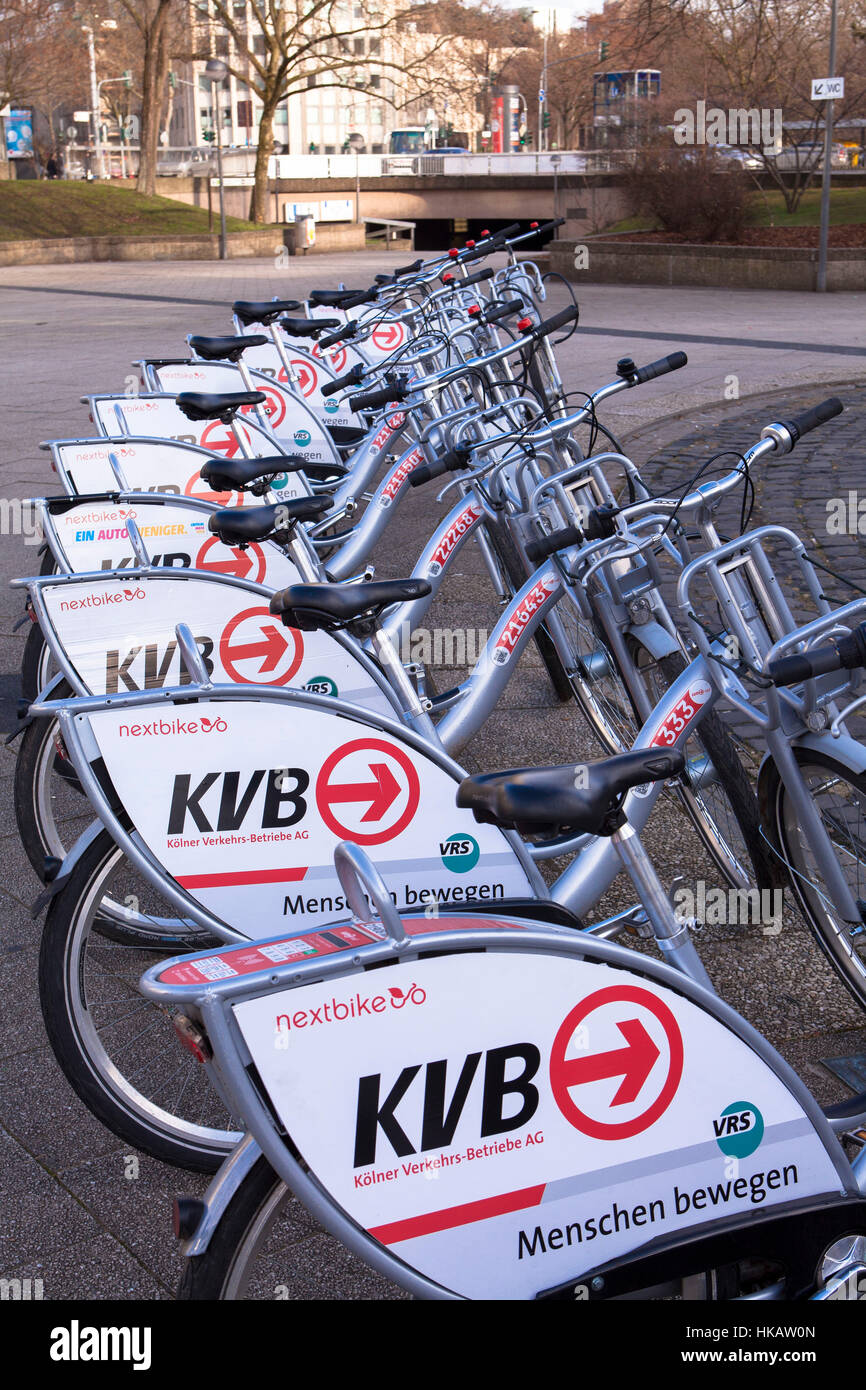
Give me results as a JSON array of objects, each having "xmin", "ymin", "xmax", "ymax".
[
  {"xmin": 205, "ymin": 58, "xmax": 229, "ymax": 261},
  {"xmin": 82, "ymin": 25, "xmax": 102, "ymax": 178},
  {"xmin": 816, "ymin": 0, "xmax": 839, "ymax": 293}
]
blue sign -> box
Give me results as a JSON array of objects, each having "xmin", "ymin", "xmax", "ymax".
[{"xmin": 5, "ymin": 109, "xmax": 34, "ymax": 158}]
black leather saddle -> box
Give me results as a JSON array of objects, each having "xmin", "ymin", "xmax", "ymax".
[
  {"xmin": 269, "ymin": 578, "xmax": 431, "ymax": 632},
  {"xmin": 457, "ymin": 749, "xmax": 685, "ymax": 838},
  {"xmin": 207, "ymin": 498, "xmax": 331, "ymax": 547}
]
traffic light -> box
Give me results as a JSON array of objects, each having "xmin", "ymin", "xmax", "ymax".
[
  {"xmin": 123, "ymin": 69, "xmax": 132, "ymax": 88},
  {"xmin": 203, "ymin": 130, "xmax": 214, "ymax": 142},
  {"xmin": 542, "ymin": 112, "xmax": 551, "ymax": 129},
  {"xmin": 598, "ymin": 40, "xmax": 609, "ymax": 61},
  {"xmin": 168, "ymin": 71, "xmax": 176, "ymax": 90}
]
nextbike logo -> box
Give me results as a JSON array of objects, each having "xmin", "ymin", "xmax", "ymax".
[
  {"xmin": 59, "ymin": 587, "xmax": 145, "ymax": 612},
  {"xmin": 379, "ymin": 447, "xmax": 424, "ymax": 508},
  {"xmin": 118, "ymin": 715, "xmax": 228, "ymax": 738},
  {"xmin": 294, "ymin": 429, "xmax": 311, "ymax": 447},
  {"xmin": 713, "ymin": 1101, "xmax": 764, "ymax": 1158},
  {"xmin": 440, "ymin": 833, "xmax": 479, "ymax": 873},
  {"xmin": 276, "ymin": 981, "xmax": 426, "ymax": 1038},
  {"xmin": 492, "ymin": 573, "xmax": 558, "ymax": 664},
  {"xmin": 63, "ymin": 508, "xmax": 138, "ymax": 526},
  {"xmin": 427, "ymin": 501, "xmax": 482, "ymax": 576}
]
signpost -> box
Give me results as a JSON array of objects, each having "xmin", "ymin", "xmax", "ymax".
[{"xmin": 815, "ymin": 0, "xmax": 840, "ymax": 293}]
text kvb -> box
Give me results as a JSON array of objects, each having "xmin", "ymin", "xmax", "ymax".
[
  {"xmin": 105, "ymin": 635, "xmax": 214, "ymax": 692},
  {"xmin": 354, "ymin": 1043, "xmax": 540, "ymax": 1167},
  {"xmin": 168, "ymin": 767, "xmax": 308, "ymax": 833}
]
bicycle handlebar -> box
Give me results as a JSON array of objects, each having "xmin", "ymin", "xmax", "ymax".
[
  {"xmin": 320, "ymin": 364, "xmax": 366, "ymax": 397},
  {"xmin": 484, "ymin": 298, "xmax": 524, "ymax": 324},
  {"xmin": 524, "ymin": 523, "xmax": 584, "ymax": 564},
  {"xmin": 526, "ymin": 304, "xmax": 579, "ymax": 341},
  {"xmin": 407, "ymin": 446, "xmax": 472, "ymax": 488},
  {"xmin": 617, "ymin": 350, "xmax": 687, "ymax": 385},
  {"xmin": 319, "ymin": 321, "xmax": 359, "ymax": 348},
  {"xmin": 340, "ymin": 287, "xmax": 379, "ymax": 309},
  {"xmin": 778, "ymin": 396, "xmax": 844, "ymax": 444},
  {"xmin": 349, "ymin": 379, "xmax": 410, "ymax": 413},
  {"xmin": 768, "ymin": 622, "xmax": 866, "ymax": 687}
]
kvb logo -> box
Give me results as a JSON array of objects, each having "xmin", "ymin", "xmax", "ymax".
[
  {"xmin": 353, "ymin": 1041, "xmax": 542, "ymax": 1167},
  {"xmin": 104, "ymin": 635, "xmax": 215, "ymax": 693},
  {"xmin": 165, "ymin": 766, "xmax": 308, "ymax": 834}
]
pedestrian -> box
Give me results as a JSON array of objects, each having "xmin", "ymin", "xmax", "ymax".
[{"xmin": 46, "ymin": 154, "xmax": 59, "ymax": 179}]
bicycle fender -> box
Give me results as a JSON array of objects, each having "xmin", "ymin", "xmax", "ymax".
[
  {"xmin": 6, "ymin": 669, "xmax": 69, "ymax": 745},
  {"xmin": 627, "ymin": 620, "xmax": 680, "ymax": 661},
  {"xmin": 30, "ymin": 818, "xmax": 106, "ymax": 918},
  {"xmin": 793, "ymin": 729, "xmax": 866, "ymax": 778},
  {"xmin": 181, "ymin": 1133, "xmax": 264, "ymax": 1257}
]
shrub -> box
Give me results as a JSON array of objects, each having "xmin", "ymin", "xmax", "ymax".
[{"xmin": 624, "ymin": 145, "xmax": 750, "ymax": 242}]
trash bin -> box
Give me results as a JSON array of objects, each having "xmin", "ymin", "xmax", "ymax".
[{"xmin": 293, "ymin": 214, "xmax": 316, "ymax": 252}]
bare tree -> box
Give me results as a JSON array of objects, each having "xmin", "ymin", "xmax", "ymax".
[{"xmin": 116, "ymin": 0, "xmax": 174, "ymax": 193}]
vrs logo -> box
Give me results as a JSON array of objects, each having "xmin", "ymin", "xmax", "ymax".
[
  {"xmin": 304, "ymin": 675, "xmax": 338, "ymax": 696},
  {"xmin": 294, "ymin": 429, "xmax": 311, "ymax": 447},
  {"xmin": 440, "ymin": 832, "xmax": 480, "ymax": 873},
  {"xmin": 713, "ymin": 1100, "xmax": 764, "ymax": 1158}
]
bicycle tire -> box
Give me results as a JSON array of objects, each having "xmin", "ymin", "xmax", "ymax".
[
  {"xmin": 39, "ymin": 827, "xmax": 239, "ymax": 1171},
  {"xmin": 769, "ymin": 748, "xmax": 866, "ymax": 1008}
]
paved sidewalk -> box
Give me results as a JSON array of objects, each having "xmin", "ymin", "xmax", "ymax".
[{"xmin": 0, "ymin": 256, "xmax": 864, "ymax": 1301}]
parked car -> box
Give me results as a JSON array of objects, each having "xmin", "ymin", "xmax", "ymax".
[
  {"xmin": 769, "ymin": 142, "xmax": 850, "ymax": 171},
  {"xmin": 710, "ymin": 144, "xmax": 764, "ymax": 171},
  {"xmin": 156, "ymin": 148, "xmax": 214, "ymax": 176}
]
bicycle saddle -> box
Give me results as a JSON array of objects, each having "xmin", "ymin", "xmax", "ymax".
[
  {"xmin": 232, "ymin": 299, "xmax": 302, "ymax": 326},
  {"xmin": 176, "ymin": 390, "xmax": 264, "ymax": 422},
  {"xmin": 269, "ymin": 578, "xmax": 431, "ymax": 631},
  {"xmin": 309, "ymin": 289, "xmax": 362, "ymax": 307},
  {"xmin": 189, "ymin": 334, "xmax": 268, "ymax": 363},
  {"xmin": 207, "ymin": 498, "xmax": 330, "ymax": 546},
  {"xmin": 457, "ymin": 749, "xmax": 686, "ymax": 838},
  {"xmin": 200, "ymin": 455, "xmax": 347, "ymax": 492},
  {"xmin": 279, "ymin": 317, "xmax": 340, "ymax": 339}
]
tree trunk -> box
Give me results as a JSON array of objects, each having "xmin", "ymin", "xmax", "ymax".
[
  {"xmin": 249, "ymin": 101, "xmax": 278, "ymax": 223},
  {"xmin": 136, "ymin": 0, "xmax": 172, "ymax": 196}
]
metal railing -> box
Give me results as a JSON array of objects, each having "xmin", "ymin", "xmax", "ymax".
[{"xmin": 363, "ymin": 216, "xmax": 415, "ymax": 249}]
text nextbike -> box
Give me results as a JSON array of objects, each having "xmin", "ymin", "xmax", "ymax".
[
  {"xmin": 118, "ymin": 716, "xmax": 228, "ymax": 737},
  {"xmin": 275, "ymin": 982, "xmax": 426, "ymax": 1034}
]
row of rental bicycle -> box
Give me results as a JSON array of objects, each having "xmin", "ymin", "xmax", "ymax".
[{"xmin": 12, "ymin": 218, "xmax": 866, "ymax": 1299}]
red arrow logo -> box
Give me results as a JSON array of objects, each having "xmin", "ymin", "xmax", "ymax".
[
  {"xmin": 323, "ymin": 762, "xmax": 401, "ymax": 822},
  {"xmin": 227, "ymin": 623, "xmax": 286, "ymax": 673},
  {"xmin": 555, "ymin": 1019, "xmax": 659, "ymax": 1106},
  {"xmin": 199, "ymin": 545, "xmax": 253, "ymax": 579}
]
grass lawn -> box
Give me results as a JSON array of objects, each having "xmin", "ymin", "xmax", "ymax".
[
  {"xmin": 0, "ymin": 181, "xmax": 266, "ymax": 241},
  {"xmin": 604, "ymin": 184, "xmax": 866, "ymax": 234}
]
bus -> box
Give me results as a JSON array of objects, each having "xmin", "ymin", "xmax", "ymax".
[{"xmin": 388, "ymin": 128, "xmax": 428, "ymax": 154}]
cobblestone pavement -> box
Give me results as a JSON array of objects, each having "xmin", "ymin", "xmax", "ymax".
[{"xmin": 0, "ymin": 259, "xmax": 864, "ymax": 1301}]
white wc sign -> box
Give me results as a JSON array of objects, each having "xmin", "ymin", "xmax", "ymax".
[{"xmin": 811, "ymin": 77, "xmax": 844, "ymax": 100}]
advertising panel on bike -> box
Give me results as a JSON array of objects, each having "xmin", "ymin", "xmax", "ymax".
[
  {"xmin": 38, "ymin": 573, "xmax": 395, "ymax": 713},
  {"xmin": 77, "ymin": 697, "xmax": 534, "ymax": 935},
  {"xmin": 85, "ymin": 393, "xmax": 297, "ymax": 462},
  {"xmin": 149, "ymin": 362, "xmax": 345, "ymax": 459},
  {"xmin": 45, "ymin": 498, "xmax": 301, "ymax": 586},
  {"xmin": 44, "ymin": 437, "xmax": 305, "ymax": 503},
  {"xmin": 221, "ymin": 340, "xmax": 359, "ymax": 429},
  {"xmin": 231, "ymin": 949, "xmax": 848, "ymax": 1299}
]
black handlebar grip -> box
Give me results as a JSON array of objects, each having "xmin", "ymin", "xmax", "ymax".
[
  {"xmin": 407, "ymin": 447, "xmax": 471, "ymax": 488},
  {"xmin": 318, "ymin": 322, "xmax": 358, "ymax": 349},
  {"xmin": 528, "ymin": 217, "xmax": 566, "ymax": 237},
  {"xmin": 769, "ymin": 622, "xmax": 866, "ymax": 686},
  {"xmin": 484, "ymin": 298, "xmax": 524, "ymax": 324},
  {"xmin": 524, "ymin": 523, "xmax": 584, "ymax": 565},
  {"xmin": 340, "ymin": 287, "xmax": 379, "ymax": 309},
  {"xmin": 458, "ymin": 242, "xmax": 493, "ymax": 265},
  {"xmin": 632, "ymin": 351, "xmax": 688, "ymax": 385},
  {"xmin": 493, "ymin": 222, "xmax": 521, "ymax": 242},
  {"xmin": 528, "ymin": 304, "xmax": 579, "ymax": 341},
  {"xmin": 349, "ymin": 382, "xmax": 409, "ymax": 414},
  {"xmin": 460, "ymin": 267, "xmax": 495, "ymax": 288},
  {"xmin": 779, "ymin": 397, "xmax": 844, "ymax": 444},
  {"xmin": 394, "ymin": 258, "xmax": 423, "ymax": 276},
  {"xmin": 320, "ymin": 364, "xmax": 366, "ymax": 397}
]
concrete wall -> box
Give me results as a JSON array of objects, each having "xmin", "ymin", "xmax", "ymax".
[
  {"xmin": 156, "ymin": 174, "xmax": 631, "ymax": 236},
  {"xmin": 549, "ymin": 238, "xmax": 866, "ymax": 292},
  {"xmin": 0, "ymin": 221, "xmax": 365, "ymax": 266}
]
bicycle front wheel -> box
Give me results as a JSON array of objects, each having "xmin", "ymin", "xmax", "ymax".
[{"xmin": 770, "ymin": 749, "xmax": 866, "ymax": 1007}]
